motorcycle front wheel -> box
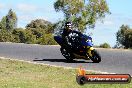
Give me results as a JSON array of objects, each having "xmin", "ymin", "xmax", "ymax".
[{"xmin": 90, "ymin": 49, "xmax": 101, "ymax": 63}]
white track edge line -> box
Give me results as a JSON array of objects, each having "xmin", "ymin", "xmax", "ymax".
[{"xmin": 0, "ymin": 56, "xmax": 117, "ymax": 74}]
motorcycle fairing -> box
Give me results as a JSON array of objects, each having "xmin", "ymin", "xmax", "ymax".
[{"xmin": 54, "ymin": 36, "xmax": 63, "ymax": 45}]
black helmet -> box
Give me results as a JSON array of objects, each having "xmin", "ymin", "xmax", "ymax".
[{"xmin": 65, "ymin": 22, "xmax": 72, "ymax": 30}]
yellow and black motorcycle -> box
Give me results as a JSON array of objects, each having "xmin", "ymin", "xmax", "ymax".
[{"xmin": 54, "ymin": 32, "xmax": 101, "ymax": 63}]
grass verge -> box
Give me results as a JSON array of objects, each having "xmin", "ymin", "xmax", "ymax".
[{"xmin": 0, "ymin": 58, "xmax": 131, "ymax": 88}]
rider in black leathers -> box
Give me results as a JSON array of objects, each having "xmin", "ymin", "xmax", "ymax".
[{"xmin": 62, "ymin": 22, "xmax": 82, "ymax": 50}]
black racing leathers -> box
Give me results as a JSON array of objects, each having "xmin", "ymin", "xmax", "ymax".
[{"xmin": 62, "ymin": 29, "xmax": 82, "ymax": 51}]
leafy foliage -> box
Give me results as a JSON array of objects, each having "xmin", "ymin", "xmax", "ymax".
[
  {"xmin": 54, "ymin": 0, "xmax": 110, "ymax": 32},
  {"xmin": 0, "ymin": 13, "xmax": 57, "ymax": 45},
  {"xmin": 0, "ymin": 16, "xmax": 7, "ymax": 30},
  {"xmin": 26, "ymin": 19, "xmax": 54, "ymax": 34},
  {"xmin": 0, "ymin": 30, "xmax": 14, "ymax": 42},
  {"xmin": 116, "ymin": 25, "xmax": 132, "ymax": 49},
  {"xmin": 11, "ymin": 28, "xmax": 57, "ymax": 45},
  {"xmin": 0, "ymin": 9, "xmax": 17, "ymax": 31},
  {"xmin": 99, "ymin": 42, "xmax": 111, "ymax": 48},
  {"xmin": 0, "ymin": 8, "xmax": 57, "ymax": 45},
  {"xmin": 37, "ymin": 33, "xmax": 57, "ymax": 45}
]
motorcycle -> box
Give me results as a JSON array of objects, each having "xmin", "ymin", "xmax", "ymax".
[{"xmin": 54, "ymin": 31, "xmax": 101, "ymax": 63}]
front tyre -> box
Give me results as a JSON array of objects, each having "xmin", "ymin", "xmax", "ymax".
[
  {"xmin": 90, "ymin": 50, "xmax": 101, "ymax": 63},
  {"xmin": 60, "ymin": 48, "xmax": 74, "ymax": 62}
]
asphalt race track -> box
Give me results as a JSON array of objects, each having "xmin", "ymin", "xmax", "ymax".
[{"xmin": 0, "ymin": 42, "xmax": 132, "ymax": 75}]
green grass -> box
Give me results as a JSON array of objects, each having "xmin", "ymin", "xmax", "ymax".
[{"xmin": 0, "ymin": 58, "xmax": 131, "ymax": 88}]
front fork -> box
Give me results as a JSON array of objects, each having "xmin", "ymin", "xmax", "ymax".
[{"xmin": 87, "ymin": 46, "xmax": 94, "ymax": 57}]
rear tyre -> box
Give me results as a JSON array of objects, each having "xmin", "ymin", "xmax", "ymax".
[
  {"xmin": 60, "ymin": 48, "xmax": 74, "ymax": 62},
  {"xmin": 90, "ymin": 50, "xmax": 101, "ymax": 63}
]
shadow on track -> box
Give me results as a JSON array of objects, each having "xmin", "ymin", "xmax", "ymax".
[{"xmin": 33, "ymin": 58, "xmax": 93, "ymax": 63}]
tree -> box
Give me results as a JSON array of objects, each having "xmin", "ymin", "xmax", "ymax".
[
  {"xmin": 26, "ymin": 19, "xmax": 54, "ymax": 34},
  {"xmin": 12, "ymin": 29, "xmax": 26, "ymax": 43},
  {"xmin": 37, "ymin": 33, "xmax": 57, "ymax": 45},
  {"xmin": 100, "ymin": 42, "xmax": 111, "ymax": 48},
  {"xmin": 0, "ymin": 16, "xmax": 7, "ymax": 30},
  {"xmin": 116, "ymin": 25, "xmax": 132, "ymax": 49},
  {"xmin": 123, "ymin": 30, "xmax": 132, "ymax": 48},
  {"xmin": 0, "ymin": 9, "xmax": 17, "ymax": 31},
  {"xmin": 24, "ymin": 29, "xmax": 37, "ymax": 44},
  {"xmin": 54, "ymin": 0, "xmax": 110, "ymax": 32},
  {"xmin": 5, "ymin": 9, "xmax": 17, "ymax": 31},
  {"xmin": 0, "ymin": 30, "xmax": 14, "ymax": 42},
  {"xmin": 12, "ymin": 29, "xmax": 37, "ymax": 44},
  {"xmin": 29, "ymin": 28, "xmax": 45, "ymax": 39},
  {"xmin": 0, "ymin": 22, "xmax": 2, "ymax": 30}
]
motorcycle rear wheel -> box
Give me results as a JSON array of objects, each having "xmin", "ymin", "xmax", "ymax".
[{"xmin": 60, "ymin": 48, "xmax": 74, "ymax": 62}]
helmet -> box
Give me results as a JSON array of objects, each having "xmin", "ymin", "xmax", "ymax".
[{"xmin": 65, "ymin": 22, "xmax": 72, "ymax": 30}]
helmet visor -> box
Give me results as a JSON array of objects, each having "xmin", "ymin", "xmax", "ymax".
[{"xmin": 66, "ymin": 23, "xmax": 72, "ymax": 29}]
